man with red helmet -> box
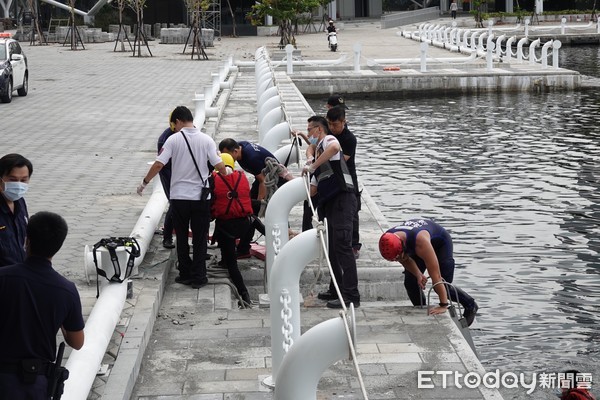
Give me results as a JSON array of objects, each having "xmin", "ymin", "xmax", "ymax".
[{"xmin": 379, "ymin": 219, "xmax": 478, "ymax": 325}]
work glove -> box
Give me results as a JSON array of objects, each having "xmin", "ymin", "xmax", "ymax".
[
  {"xmin": 278, "ymin": 165, "xmax": 294, "ymax": 181},
  {"xmin": 137, "ymin": 180, "xmax": 147, "ymax": 196},
  {"xmin": 302, "ymin": 164, "xmax": 315, "ymax": 176}
]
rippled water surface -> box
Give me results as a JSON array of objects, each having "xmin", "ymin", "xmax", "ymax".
[{"xmin": 308, "ymin": 45, "xmax": 600, "ymax": 397}]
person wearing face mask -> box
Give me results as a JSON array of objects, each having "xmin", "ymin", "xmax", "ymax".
[
  {"xmin": 297, "ymin": 116, "xmax": 326, "ymax": 232},
  {"xmin": 302, "ymin": 115, "xmax": 359, "ymax": 309},
  {"xmin": 0, "ymin": 153, "xmax": 33, "ymax": 268}
]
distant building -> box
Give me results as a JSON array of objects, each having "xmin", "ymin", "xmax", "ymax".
[{"xmin": 140, "ymin": 0, "xmax": 383, "ymax": 36}]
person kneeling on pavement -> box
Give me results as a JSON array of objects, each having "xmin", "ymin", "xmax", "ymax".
[
  {"xmin": 211, "ymin": 153, "xmax": 253, "ymax": 306},
  {"xmin": 378, "ymin": 219, "xmax": 479, "ymax": 326}
]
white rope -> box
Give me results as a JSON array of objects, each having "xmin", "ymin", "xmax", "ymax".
[{"xmin": 300, "ymin": 173, "xmax": 369, "ymax": 399}]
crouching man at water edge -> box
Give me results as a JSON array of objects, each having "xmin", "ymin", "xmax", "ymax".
[{"xmin": 378, "ymin": 218, "xmax": 478, "ymax": 325}]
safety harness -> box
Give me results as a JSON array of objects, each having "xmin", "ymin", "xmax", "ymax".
[
  {"xmin": 216, "ymin": 171, "xmax": 250, "ymax": 218},
  {"xmin": 92, "ymin": 237, "xmax": 141, "ymax": 297}
]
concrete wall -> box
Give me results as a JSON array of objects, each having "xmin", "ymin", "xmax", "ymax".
[
  {"xmin": 338, "ymin": 0, "xmax": 355, "ymax": 20},
  {"xmin": 381, "ymin": 7, "xmax": 441, "ymax": 29},
  {"xmin": 290, "ymin": 72, "xmax": 581, "ymax": 95},
  {"xmin": 369, "ymin": 0, "xmax": 383, "ymax": 19}
]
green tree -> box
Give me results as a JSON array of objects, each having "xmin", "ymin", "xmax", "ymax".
[
  {"xmin": 249, "ymin": 0, "xmax": 322, "ymax": 48},
  {"xmin": 469, "ymin": 0, "xmax": 487, "ymax": 28}
]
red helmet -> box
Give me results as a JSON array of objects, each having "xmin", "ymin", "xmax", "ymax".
[{"xmin": 379, "ymin": 232, "xmax": 403, "ymax": 261}]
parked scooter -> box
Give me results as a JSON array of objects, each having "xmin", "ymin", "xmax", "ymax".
[{"xmin": 328, "ymin": 31, "xmax": 338, "ymax": 52}]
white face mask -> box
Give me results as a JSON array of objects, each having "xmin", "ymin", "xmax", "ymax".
[{"xmin": 2, "ymin": 181, "xmax": 29, "ymax": 201}]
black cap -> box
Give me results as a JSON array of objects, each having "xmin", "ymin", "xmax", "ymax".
[{"xmin": 326, "ymin": 94, "xmax": 348, "ymax": 109}]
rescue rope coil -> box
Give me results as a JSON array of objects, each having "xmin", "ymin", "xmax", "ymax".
[{"xmin": 259, "ymin": 157, "xmax": 291, "ymax": 218}]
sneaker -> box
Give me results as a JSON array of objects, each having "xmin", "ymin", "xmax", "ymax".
[
  {"xmin": 175, "ymin": 276, "xmax": 193, "ymax": 285},
  {"xmin": 326, "ymin": 299, "xmax": 360, "ymax": 309},
  {"xmin": 464, "ymin": 303, "xmax": 479, "ymax": 327},
  {"xmin": 191, "ymin": 279, "xmax": 209, "ymax": 289},
  {"xmin": 317, "ymin": 291, "xmax": 337, "ymax": 301},
  {"xmin": 162, "ymin": 239, "xmax": 175, "ymax": 249},
  {"xmin": 353, "ymin": 248, "xmax": 360, "ymax": 259}
]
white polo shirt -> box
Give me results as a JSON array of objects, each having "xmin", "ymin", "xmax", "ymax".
[{"xmin": 157, "ymin": 127, "xmax": 221, "ymax": 200}]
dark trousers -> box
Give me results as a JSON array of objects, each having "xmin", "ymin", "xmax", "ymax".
[
  {"xmin": 404, "ymin": 260, "xmax": 476, "ymax": 310},
  {"xmin": 0, "ymin": 373, "xmax": 48, "ymax": 399},
  {"xmin": 163, "ymin": 204, "xmax": 174, "ymax": 241},
  {"xmin": 170, "ymin": 199, "xmax": 210, "ymax": 283},
  {"xmin": 451, "ymin": 10, "xmax": 457, "ymax": 19},
  {"xmin": 159, "ymin": 173, "xmax": 174, "ymax": 242},
  {"xmin": 238, "ymin": 178, "xmax": 285, "ymax": 254},
  {"xmin": 215, "ymin": 217, "xmax": 251, "ymax": 296},
  {"xmin": 352, "ymin": 192, "xmax": 361, "ymax": 250},
  {"xmin": 301, "ymin": 195, "xmax": 319, "ymax": 232},
  {"xmin": 324, "ymin": 191, "xmax": 359, "ymax": 302}
]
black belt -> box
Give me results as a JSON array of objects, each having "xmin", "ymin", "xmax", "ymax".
[{"xmin": 0, "ymin": 360, "xmax": 52, "ymax": 375}]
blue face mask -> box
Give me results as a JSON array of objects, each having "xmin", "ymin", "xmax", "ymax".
[
  {"xmin": 2, "ymin": 181, "xmax": 29, "ymax": 201},
  {"xmin": 309, "ymin": 136, "xmax": 318, "ymax": 145}
]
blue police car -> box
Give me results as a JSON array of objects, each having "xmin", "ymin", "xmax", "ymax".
[{"xmin": 0, "ymin": 34, "xmax": 28, "ymax": 103}]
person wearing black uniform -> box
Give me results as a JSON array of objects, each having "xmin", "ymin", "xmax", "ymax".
[
  {"xmin": 379, "ymin": 219, "xmax": 478, "ymax": 326},
  {"xmin": 157, "ymin": 125, "xmax": 176, "ymax": 249},
  {"xmin": 303, "ymin": 116, "xmax": 359, "ymax": 309},
  {"xmin": 0, "ymin": 211, "xmax": 85, "ymax": 398},
  {"xmin": 0, "ymin": 153, "xmax": 32, "ymax": 268},
  {"xmin": 326, "ymin": 106, "xmax": 362, "ymax": 259}
]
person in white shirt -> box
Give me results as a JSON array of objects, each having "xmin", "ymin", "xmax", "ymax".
[
  {"xmin": 137, "ymin": 106, "xmax": 226, "ymax": 288},
  {"xmin": 450, "ymin": 0, "xmax": 458, "ymax": 19}
]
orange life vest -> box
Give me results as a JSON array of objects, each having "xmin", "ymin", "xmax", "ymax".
[{"xmin": 211, "ymin": 170, "xmax": 252, "ymax": 220}]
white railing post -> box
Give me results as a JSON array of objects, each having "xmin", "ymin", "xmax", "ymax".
[
  {"xmin": 420, "ymin": 41, "xmax": 428, "ymax": 72},
  {"xmin": 285, "ymin": 44, "xmax": 294, "ymax": 75},
  {"xmin": 561, "ymin": 17, "xmax": 567, "ymax": 34},
  {"xmin": 516, "ymin": 37, "xmax": 528, "ymax": 63},
  {"xmin": 529, "ymin": 38, "xmax": 541, "ymax": 64},
  {"xmin": 496, "ymin": 34, "xmax": 506, "ymax": 57},
  {"xmin": 353, "ymin": 43, "xmax": 362, "ymax": 72},
  {"xmin": 541, "ymin": 40, "xmax": 553, "ymax": 68},
  {"xmin": 486, "ymin": 35, "xmax": 495, "ymax": 70},
  {"xmin": 552, "ymin": 40, "xmax": 562, "ymax": 69}
]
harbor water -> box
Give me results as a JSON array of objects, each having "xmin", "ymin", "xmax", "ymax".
[{"xmin": 308, "ymin": 45, "xmax": 600, "ymax": 398}]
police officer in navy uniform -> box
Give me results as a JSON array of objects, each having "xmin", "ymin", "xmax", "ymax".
[
  {"xmin": 0, "ymin": 153, "xmax": 33, "ymax": 268},
  {"xmin": 219, "ymin": 138, "xmax": 288, "ymax": 257},
  {"xmin": 326, "ymin": 106, "xmax": 362, "ymax": 259},
  {"xmin": 303, "ymin": 116, "xmax": 359, "ymax": 309},
  {"xmin": 379, "ymin": 219, "xmax": 478, "ymax": 325},
  {"xmin": 157, "ymin": 124, "xmax": 176, "ymax": 249},
  {"xmin": 0, "ymin": 211, "xmax": 85, "ymax": 398}
]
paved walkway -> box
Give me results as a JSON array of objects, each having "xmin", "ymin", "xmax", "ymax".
[{"xmin": 0, "ymin": 17, "xmax": 514, "ymax": 399}]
